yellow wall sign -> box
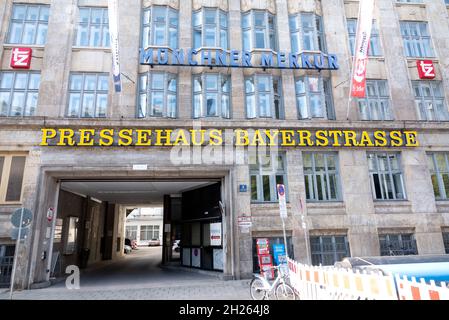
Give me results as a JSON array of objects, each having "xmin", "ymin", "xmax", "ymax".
[{"xmin": 40, "ymin": 128, "xmax": 419, "ymax": 147}]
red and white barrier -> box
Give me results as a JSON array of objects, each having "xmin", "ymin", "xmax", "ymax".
[{"xmin": 287, "ymin": 258, "xmax": 449, "ymax": 300}]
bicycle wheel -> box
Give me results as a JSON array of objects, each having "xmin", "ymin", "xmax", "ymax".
[
  {"xmin": 250, "ymin": 278, "xmax": 267, "ymax": 300},
  {"xmin": 275, "ymin": 283, "xmax": 296, "ymax": 300}
]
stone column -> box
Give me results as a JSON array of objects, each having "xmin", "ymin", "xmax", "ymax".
[
  {"xmin": 0, "ymin": 0, "xmax": 10, "ymax": 59},
  {"xmin": 229, "ymin": 0, "xmax": 245, "ymax": 120},
  {"xmin": 321, "ymin": 0, "xmax": 353, "ymax": 120},
  {"xmin": 339, "ymin": 150, "xmax": 379, "ymax": 256},
  {"xmin": 286, "ymin": 148, "xmax": 309, "ymax": 263},
  {"xmin": 233, "ymin": 164, "xmax": 252, "ymax": 278},
  {"xmin": 425, "ymin": 0, "xmax": 449, "ymax": 113},
  {"xmin": 37, "ymin": 0, "xmax": 76, "ymax": 117},
  {"xmin": 113, "ymin": 0, "xmax": 141, "ymax": 118},
  {"xmin": 275, "ymin": 0, "xmax": 296, "ymax": 120},
  {"xmin": 401, "ymin": 149, "xmax": 445, "ymax": 254},
  {"xmin": 178, "ymin": 0, "xmax": 192, "ymax": 119},
  {"xmin": 377, "ymin": 0, "xmax": 416, "ymax": 120}
]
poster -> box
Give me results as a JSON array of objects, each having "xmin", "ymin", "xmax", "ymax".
[
  {"xmin": 182, "ymin": 248, "xmax": 191, "ymax": 266},
  {"xmin": 191, "ymin": 248, "xmax": 201, "ymax": 267},
  {"xmin": 210, "ymin": 222, "xmax": 222, "ymax": 246},
  {"xmin": 213, "ymin": 249, "xmax": 223, "ymax": 270}
]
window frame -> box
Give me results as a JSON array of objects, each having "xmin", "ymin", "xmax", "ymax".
[
  {"xmin": 74, "ymin": 7, "xmax": 110, "ymax": 48},
  {"xmin": 400, "ymin": 21, "xmax": 434, "ymax": 58},
  {"xmin": 443, "ymin": 232, "xmax": 449, "ymax": 254},
  {"xmin": 138, "ymin": 71, "xmax": 178, "ymax": 118},
  {"xmin": 245, "ymin": 74, "xmax": 283, "ymax": 119},
  {"xmin": 0, "ymin": 71, "xmax": 41, "ymax": 117},
  {"xmin": 0, "ymin": 154, "xmax": 27, "ymax": 204},
  {"xmin": 67, "ymin": 73, "xmax": 109, "ymax": 118},
  {"xmin": 310, "ymin": 235, "xmax": 350, "ymax": 266},
  {"xmin": 289, "ymin": 13, "xmax": 326, "ymax": 53},
  {"xmin": 303, "ymin": 152, "xmax": 342, "ymax": 202},
  {"xmin": 192, "ymin": 73, "xmax": 231, "ymax": 119},
  {"xmin": 427, "ymin": 153, "xmax": 449, "ymax": 200},
  {"xmin": 347, "ymin": 18, "xmax": 382, "ymax": 57},
  {"xmin": 242, "ymin": 10, "xmax": 277, "ymax": 51},
  {"xmin": 379, "ymin": 233, "xmax": 418, "ymax": 256},
  {"xmin": 250, "ymin": 152, "xmax": 288, "ymax": 203},
  {"xmin": 412, "ymin": 81, "xmax": 449, "ymax": 121},
  {"xmin": 368, "ymin": 152, "xmax": 407, "ymax": 201},
  {"xmin": 295, "ymin": 76, "xmax": 335, "ymax": 120},
  {"xmin": 141, "ymin": 6, "xmax": 179, "ymax": 49},
  {"xmin": 357, "ymin": 80, "xmax": 393, "ymax": 121},
  {"xmin": 193, "ymin": 7, "xmax": 228, "ymax": 49},
  {"xmin": 6, "ymin": 4, "xmax": 49, "ymax": 45}
]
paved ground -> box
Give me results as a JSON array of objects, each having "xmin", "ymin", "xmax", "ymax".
[{"xmin": 0, "ymin": 247, "xmax": 251, "ymax": 300}]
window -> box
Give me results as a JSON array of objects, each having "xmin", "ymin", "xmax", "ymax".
[
  {"xmin": 427, "ymin": 153, "xmax": 449, "ymax": 200},
  {"xmin": 142, "ymin": 6, "xmax": 178, "ymax": 48},
  {"xmin": 67, "ymin": 73, "xmax": 108, "ymax": 118},
  {"xmin": 193, "ymin": 8, "xmax": 228, "ymax": 49},
  {"xmin": 193, "ymin": 74, "xmax": 230, "ymax": 118},
  {"xmin": 413, "ymin": 81, "xmax": 449, "ymax": 121},
  {"xmin": 0, "ymin": 244, "xmax": 15, "ymax": 287},
  {"xmin": 289, "ymin": 13, "xmax": 325, "ymax": 52},
  {"xmin": 242, "ymin": 10, "xmax": 276, "ymax": 51},
  {"xmin": 347, "ymin": 19, "xmax": 381, "ymax": 56},
  {"xmin": 443, "ymin": 232, "xmax": 449, "ymax": 254},
  {"xmin": 368, "ymin": 153, "xmax": 406, "ymax": 200},
  {"xmin": 140, "ymin": 225, "xmax": 160, "ymax": 241},
  {"xmin": 7, "ymin": 4, "xmax": 49, "ymax": 45},
  {"xmin": 303, "ymin": 153, "xmax": 341, "ymax": 202},
  {"xmin": 125, "ymin": 226, "xmax": 138, "ymax": 240},
  {"xmin": 0, "ymin": 72, "xmax": 40, "ymax": 117},
  {"xmin": 250, "ymin": 153, "xmax": 287, "ymax": 202},
  {"xmin": 310, "ymin": 235, "xmax": 350, "ymax": 266},
  {"xmin": 138, "ymin": 72, "xmax": 177, "ymax": 118},
  {"xmin": 358, "ymin": 80, "xmax": 393, "ymax": 120},
  {"xmin": 400, "ymin": 21, "xmax": 434, "ymax": 57},
  {"xmin": 245, "ymin": 75, "xmax": 283, "ymax": 119},
  {"xmin": 252, "ymin": 237, "xmax": 294, "ymax": 272},
  {"xmin": 0, "ymin": 155, "xmax": 26, "ymax": 203},
  {"xmin": 379, "ymin": 233, "xmax": 418, "ymax": 256},
  {"xmin": 295, "ymin": 76, "xmax": 334, "ymax": 120},
  {"xmin": 75, "ymin": 7, "xmax": 110, "ymax": 47}
]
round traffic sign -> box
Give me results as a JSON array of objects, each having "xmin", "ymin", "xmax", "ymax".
[
  {"xmin": 277, "ymin": 184, "xmax": 285, "ymax": 196},
  {"xmin": 11, "ymin": 208, "xmax": 33, "ymax": 228}
]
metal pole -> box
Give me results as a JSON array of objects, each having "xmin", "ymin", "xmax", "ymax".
[
  {"xmin": 9, "ymin": 208, "xmax": 24, "ymax": 300},
  {"xmin": 281, "ymin": 217, "xmax": 288, "ymax": 258}
]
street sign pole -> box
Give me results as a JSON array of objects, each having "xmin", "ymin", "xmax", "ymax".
[
  {"xmin": 277, "ymin": 184, "xmax": 288, "ymax": 258},
  {"xmin": 9, "ymin": 208, "xmax": 24, "ymax": 300}
]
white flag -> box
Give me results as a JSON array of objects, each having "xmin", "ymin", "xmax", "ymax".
[
  {"xmin": 351, "ymin": 0, "xmax": 375, "ymax": 98},
  {"xmin": 108, "ymin": 0, "xmax": 121, "ymax": 93}
]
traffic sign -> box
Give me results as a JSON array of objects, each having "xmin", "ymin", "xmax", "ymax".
[
  {"xmin": 277, "ymin": 184, "xmax": 287, "ymax": 219},
  {"xmin": 11, "ymin": 227, "xmax": 29, "ymax": 240},
  {"xmin": 11, "ymin": 208, "xmax": 33, "ymax": 228}
]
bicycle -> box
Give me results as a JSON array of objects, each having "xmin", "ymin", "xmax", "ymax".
[{"xmin": 250, "ymin": 265, "xmax": 296, "ymax": 300}]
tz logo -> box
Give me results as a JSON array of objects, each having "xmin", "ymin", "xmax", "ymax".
[
  {"xmin": 10, "ymin": 48, "xmax": 32, "ymax": 69},
  {"xmin": 417, "ymin": 60, "xmax": 435, "ymax": 79}
]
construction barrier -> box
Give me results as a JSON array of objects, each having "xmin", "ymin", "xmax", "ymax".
[{"xmin": 287, "ymin": 258, "xmax": 449, "ymax": 300}]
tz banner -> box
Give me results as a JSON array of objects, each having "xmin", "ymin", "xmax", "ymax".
[
  {"xmin": 351, "ymin": 0, "xmax": 375, "ymax": 98},
  {"xmin": 108, "ymin": 0, "xmax": 121, "ymax": 93}
]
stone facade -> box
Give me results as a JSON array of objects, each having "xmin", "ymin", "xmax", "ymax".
[{"xmin": 0, "ymin": 0, "xmax": 449, "ymax": 289}]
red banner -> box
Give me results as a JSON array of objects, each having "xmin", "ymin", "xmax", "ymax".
[{"xmin": 351, "ymin": 0, "xmax": 375, "ymax": 98}]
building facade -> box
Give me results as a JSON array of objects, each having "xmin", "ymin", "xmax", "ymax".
[
  {"xmin": 1, "ymin": 0, "xmax": 449, "ymax": 289},
  {"xmin": 125, "ymin": 208, "xmax": 163, "ymax": 246}
]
